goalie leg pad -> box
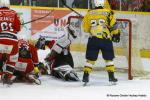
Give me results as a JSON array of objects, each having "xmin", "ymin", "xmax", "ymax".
[{"xmin": 53, "ymin": 65, "xmax": 79, "ymax": 81}]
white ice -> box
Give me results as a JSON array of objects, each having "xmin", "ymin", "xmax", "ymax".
[{"xmin": 0, "ymin": 49, "xmax": 150, "ymax": 100}]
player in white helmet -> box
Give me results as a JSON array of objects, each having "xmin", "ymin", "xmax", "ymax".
[
  {"xmin": 0, "ymin": 0, "xmax": 10, "ymax": 8},
  {"xmin": 82, "ymin": 0, "xmax": 120, "ymax": 85}
]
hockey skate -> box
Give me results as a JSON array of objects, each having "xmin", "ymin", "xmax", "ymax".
[
  {"xmin": 108, "ymin": 72, "xmax": 118, "ymax": 85},
  {"xmin": 82, "ymin": 72, "xmax": 89, "ymax": 86},
  {"xmin": 1, "ymin": 73, "xmax": 16, "ymax": 86},
  {"xmin": 26, "ymin": 74, "xmax": 41, "ymax": 85}
]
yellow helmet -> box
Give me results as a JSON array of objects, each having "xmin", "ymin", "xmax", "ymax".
[{"xmin": 0, "ymin": 0, "xmax": 10, "ymax": 8}]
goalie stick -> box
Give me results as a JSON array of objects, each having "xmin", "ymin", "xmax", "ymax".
[
  {"xmin": 61, "ymin": 0, "xmax": 83, "ymax": 17},
  {"xmin": 21, "ymin": 9, "xmax": 54, "ymax": 25}
]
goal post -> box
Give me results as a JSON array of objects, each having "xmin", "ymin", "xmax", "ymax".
[{"xmin": 67, "ymin": 16, "xmax": 150, "ymax": 80}]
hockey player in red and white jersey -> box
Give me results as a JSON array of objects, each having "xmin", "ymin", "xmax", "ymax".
[
  {"xmin": 13, "ymin": 39, "xmax": 41, "ymax": 85},
  {"xmin": 0, "ymin": 0, "xmax": 21, "ymax": 85}
]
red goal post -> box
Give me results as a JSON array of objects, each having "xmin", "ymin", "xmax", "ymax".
[{"xmin": 67, "ymin": 16, "xmax": 138, "ymax": 80}]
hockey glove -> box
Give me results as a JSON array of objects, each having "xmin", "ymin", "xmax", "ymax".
[
  {"xmin": 112, "ymin": 34, "xmax": 120, "ymax": 43},
  {"xmin": 34, "ymin": 67, "xmax": 39, "ymax": 75},
  {"xmin": 38, "ymin": 62, "xmax": 48, "ymax": 75}
]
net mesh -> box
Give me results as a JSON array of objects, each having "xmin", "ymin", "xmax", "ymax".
[{"xmin": 68, "ymin": 16, "xmax": 150, "ymax": 80}]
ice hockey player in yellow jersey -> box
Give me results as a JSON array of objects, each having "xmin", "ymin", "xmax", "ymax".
[{"xmin": 82, "ymin": 0, "xmax": 120, "ymax": 85}]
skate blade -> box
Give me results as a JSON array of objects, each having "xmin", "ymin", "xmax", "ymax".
[
  {"xmin": 83, "ymin": 82, "xmax": 88, "ymax": 86},
  {"xmin": 3, "ymin": 83, "xmax": 12, "ymax": 87},
  {"xmin": 108, "ymin": 81, "xmax": 117, "ymax": 86},
  {"xmin": 34, "ymin": 79, "xmax": 41, "ymax": 85},
  {"xmin": 2, "ymin": 80, "xmax": 13, "ymax": 87},
  {"xmin": 29, "ymin": 78, "xmax": 41, "ymax": 85},
  {"xmin": 28, "ymin": 75, "xmax": 41, "ymax": 85}
]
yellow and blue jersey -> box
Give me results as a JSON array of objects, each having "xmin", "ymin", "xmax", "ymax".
[{"xmin": 82, "ymin": 9, "xmax": 119, "ymax": 39}]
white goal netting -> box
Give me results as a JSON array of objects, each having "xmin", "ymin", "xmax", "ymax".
[{"xmin": 68, "ymin": 16, "xmax": 150, "ymax": 80}]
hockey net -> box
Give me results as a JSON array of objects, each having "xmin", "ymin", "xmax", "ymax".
[{"xmin": 67, "ymin": 16, "xmax": 150, "ymax": 80}]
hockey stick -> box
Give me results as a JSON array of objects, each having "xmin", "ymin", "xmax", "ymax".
[
  {"xmin": 21, "ymin": 9, "xmax": 54, "ymax": 25},
  {"xmin": 60, "ymin": 0, "xmax": 83, "ymax": 17}
]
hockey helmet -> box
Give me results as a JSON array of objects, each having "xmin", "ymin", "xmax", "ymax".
[
  {"xmin": 94, "ymin": 0, "xmax": 105, "ymax": 8},
  {"xmin": 18, "ymin": 39, "xmax": 31, "ymax": 58},
  {"xmin": 0, "ymin": 0, "xmax": 10, "ymax": 8},
  {"xmin": 18, "ymin": 39, "xmax": 29, "ymax": 49},
  {"xmin": 18, "ymin": 34, "xmax": 30, "ymax": 47}
]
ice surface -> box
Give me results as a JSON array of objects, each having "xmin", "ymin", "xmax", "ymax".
[
  {"xmin": 0, "ymin": 72, "xmax": 150, "ymax": 100},
  {"xmin": 0, "ymin": 49, "xmax": 150, "ymax": 100}
]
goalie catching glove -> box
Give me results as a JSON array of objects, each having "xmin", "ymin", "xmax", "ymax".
[{"xmin": 53, "ymin": 65, "xmax": 79, "ymax": 81}]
